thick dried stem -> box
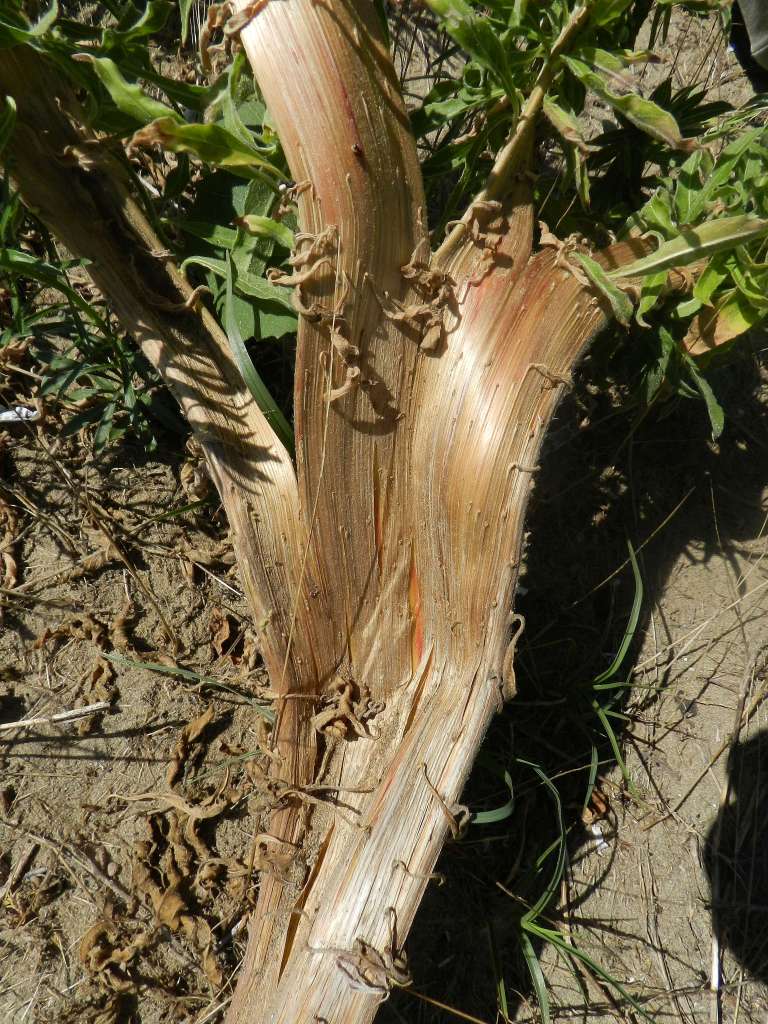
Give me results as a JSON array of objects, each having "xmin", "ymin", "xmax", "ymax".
[{"xmin": 0, "ymin": 49, "xmax": 324, "ymax": 696}]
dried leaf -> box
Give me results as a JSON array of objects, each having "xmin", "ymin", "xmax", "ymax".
[
  {"xmin": 209, "ymin": 607, "xmax": 234, "ymax": 658},
  {"xmin": 167, "ymin": 705, "xmax": 215, "ymax": 786}
]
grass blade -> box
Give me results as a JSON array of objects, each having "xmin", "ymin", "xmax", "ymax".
[{"xmin": 224, "ymin": 253, "xmax": 294, "ymax": 455}]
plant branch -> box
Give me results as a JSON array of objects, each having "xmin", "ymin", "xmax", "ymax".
[
  {"xmin": 0, "ymin": 46, "xmax": 324, "ymax": 694},
  {"xmin": 436, "ymin": 2, "xmax": 591, "ymax": 265}
]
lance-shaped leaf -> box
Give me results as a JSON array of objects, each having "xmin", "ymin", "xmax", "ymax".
[
  {"xmin": 223, "ymin": 254, "xmax": 293, "ymax": 454},
  {"xmin": 0, "ymin": 247, "xmax": 106, "ymax": 327},
  {"xmin": 0, "ymin": 95, "xmax": 16, "ymax": 156},
  {"xmin": 609, "ymin": 214, "xmax": 768, "ymax": 279},
  {"xmin": 589, "ymin": 0, "xmax": 633, "ymax": 26},
  {"xmin": 180, "ymin": 253, "xmax": 294, "ymax": 309},
  {"xmin": 562, "ymin": 54, "xmax": 693, "ymax": 151},
  {"xmin": 74, "ymin": 54, "xmax": 178, "ymax": 126},
  {"xmin": 575, "ymin": 252, "xmax": 634, "ymax": 325},
  {"xmin": 129, "ymin": 117, "xmax": 283, "ymax": 179},
  {"xmin": 0, "ymin": 0, "xmax": 57, "ymax": 47},
  {"xmin": 233, "ymin": 214, "xmax": 295, "ymax": 250},
  {"xmin": 543, "ymin": 95, "xmax": 590, "ymax": 153},
  {"xmin": 635, "ymin": 270, "xmax": 667, "ymax": 327}
]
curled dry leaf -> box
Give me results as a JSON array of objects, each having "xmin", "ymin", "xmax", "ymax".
[
  {"xmin": 132, "ymin": 835, "xmax": 224, "ymax": 988},
  {"xmin": 122, "ymin": 787, "xmax": 237, "ymax": 821},
  {"xmin": 209, "ymin": 605, "xmax": 235, "ymax": 658},
  {"xmin": 82, "ymin": 655, "xmax": 116, "ymax": 704},
  {"xmin": 167, "ymin": 704, "xmax": 215, "ymax": 786},
  {"xmin": 33, "ymin": 613, "xmax": 105, "ymax": 649},
  {"xmin": 109, "ymin": 598, "xmax": 132, "ymax": 651},
  {"xmin": 78, "ymin": 919, "xmax": 151, "ymax": 992}
]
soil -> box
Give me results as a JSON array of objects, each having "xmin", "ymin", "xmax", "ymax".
[
  {"xmin": 3, "ymin": 6, "xmax": 768, "ymax": 1024},
  {"xmin": 0, "ymin": 434, "xmax": 269, "ymax": 1024}
]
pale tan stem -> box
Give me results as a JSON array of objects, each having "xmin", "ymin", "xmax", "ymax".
[{"xmin": 0, "ymin": 48, "xmax": 322, "ymax": 695}]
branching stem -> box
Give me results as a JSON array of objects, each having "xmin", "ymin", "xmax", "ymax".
[{"xmin": 436, "ymin": 3, "xmax": 590, "ymax": 264}]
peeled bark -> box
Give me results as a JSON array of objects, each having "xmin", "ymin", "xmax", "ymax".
[{"xmin": 1, "ymin": 6, "xmax": 648, "ymax": 1023}]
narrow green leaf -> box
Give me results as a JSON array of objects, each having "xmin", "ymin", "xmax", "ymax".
[
  {"xmin": 574, "ymin": 253, "xmax": 634, "ymax": 326},
  {"xmin": 93, "ymin": 401, "xmax": 117, "ymax": 451},
  {"xmin": 517, "ymin": 760, "xmax": 565, "ymax": 924},
  {"xmin": 0, "ymin": 248, "xmax": 106, "ymax": 328},
  {"xmin": 180, "ymin": 0, "xmax": 194, "ymax": 44},
  {"xmin": 0, "ymin": 96, "xmax": 16, "ymax": 157},
  {"xmin": 101, "ymin": 0, "xmax": 171, "ymax": 46},
  {"xmin": 562, "ymin": 54, "xmax": 691, "ymax": 150},
  {"xmin": 181, "ymin": 253, "xmax": 295, "ymax": 310},
  {"xmin": 594, "ymin": 540, "xmax": 643, "ymax": 685},
  {"xmin": 588, "ymin": 0, "xmax": 633, "ymax": 26},
  {"xmin": 171, "ymin": 219, "xmax": 239, "ymax": 250},
  {"xmin": 224, "ymin": 254, "xmax": 294, "ymax": 454},
  {"xmin": 526, "ymin": 923, "xmax": 657, "ymax": 1024},
  {"xmin": 472, "ymin": 771, "xmax": 515, "ymax": 825},
  {"xmin": 234, "ymin": 214, "xmax": 295, "ymax": 250},
  {"xmin": 609, "ymin": 214, "xmax": 768, "ymax": 279},
  {"xmin": 103, "ymin": 652, "xmax": 274, "ymax": 717},
  {"xmin": 636, "ymin": 270, "xmax": 667, "ymax": 326},
  {"xmin": 543, "ymin": 95, "xmax": 590, "ymax": 153},
  {"xmin": 684, "ymin": 349, "xmax": 725, "ymax": 439},
  {"xmin": 130, "ymin": 117, "xmax": 283, "ymax": 179},
  {"xmin": 520, "ymin": 932, "xmax": 550, "ymax": 1023},
  {"xmin": 0, "ymin": 0, "xmax": 57, "ymax": 47},
  {"xmin": 74, "ymin": 55, "xmax": 178, "ymax": 126}
]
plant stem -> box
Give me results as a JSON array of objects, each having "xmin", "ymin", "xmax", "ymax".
[{"xmin": 436, "ymin": 3, "xmax": 590, "ymax": 264}]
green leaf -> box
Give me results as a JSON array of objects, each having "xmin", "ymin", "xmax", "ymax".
[
  {"xmin": 101, "ymin": 0, "xmax": 171, "ymax": 48},
  {"xmin": 698, "ymin": 287, "xmax": 767, "ymax": 347},
  {"xmin": 589, "ymin": 0, "xmax": 633, "ymax": 26},
  {"xmin": 693, "ymin": 259, "xmax": 728, "ymax": 305},
  {"xmin": 74, "ymin": 55, "xmax": 178, "ymax": 126},
  {"xmin": 593, "ymin": 541, "xmax": 643, "ymax": 686},
  {"xmin": 562, "ymin": 54, "xmax": 691, "ymax": 151},
  {"xmin": 574, "ymin": 253, "xmax": 634, "ymax": 326},
  {"xmin": 520, "ymin": 933, "xmax": 550, "ymax": 1023},
  {"xmin": 171, "ymin": 219, "xmax": 239, "ymax": 250},
  {"xmin": 224, "ymin": 254, "xmax": 293, "ymax": 453},
  {"xmin": 61, "ymin": 403, "xmax": 105, "ymax": 436},
  {"xmin": 179, "ymin": 0, "xmax": 194, "ymax": 44},
  {"xmin": 422, "ymin": 0, "xmax": 520, "ymax": 101},
  {"xmin": 472, "ymin": 771, "xmax": 515, "ymax": 825},
  {"xmin": 543, "ymin": 95, "xmax": 590, "ymax": 153},
  {"xmin": 93, "ymin": 401, "xmax": 117, "ymax": 451},
  {"xmin": 609, "ymin": 214, "xmax": 768, "ymax": 279},
  {"xmin": 181, "ymin": 254, "xmax": 294, "ymax": 309},
  {"xmin": 635, "ymin": 270, "xmax": 667, "ymax": 327},
  {"xmin": 0, "ymin": 248, "xmax": 106, "ymax": 328},
  {"xmin": 684, "ymin": 350, "xmax": 725, "ymax": 439},
  {"xmin": 627, "ymin": 189, "xmax": 677, "ymax": 240},
  {"xmin": 0, "ymin": 96, "xmax": 16, "ymax": 157},
  {"xmin": 674, "ymin": 149, "xmax": 710, "ymax": 225},
  {"xmin": 0, "ymin": 0, "xmax": 58, "ymax": 47},
  {"xmin": 234, "ymin": 214, "xmax": 295, "ymax": 251},
  {"xmin": 130, "ymin": 117, "xmax": 283, "ymax": 179}
]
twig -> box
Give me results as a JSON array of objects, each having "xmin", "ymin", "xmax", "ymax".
[
  {"xmin": 0, "ymin": 818, "xmax": 137, "ymax": 907},
  {"xmin": 0, "ymin": 840, "xmax": 38, "ymax": 902},
  {"xmin": 436, "ymin": 3, "xmax": 590, "ymax": 264},
  {"xmin": 0, "ymin": 701, "xmax": 111, "ymax": 732}
]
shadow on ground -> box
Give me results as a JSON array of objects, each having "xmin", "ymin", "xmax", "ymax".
[
  {"xmin": 705, "ymin": 725, "xmax": 768, "ymax": 991},
  {"xmin": 382, "ymin": 335, "xmax": 768, "ymax": 1022}
]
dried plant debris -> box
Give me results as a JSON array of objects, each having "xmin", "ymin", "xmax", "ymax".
[
  {"xmin": 167, "ymin": 705, "xmax": 215, "ymax": 787},
  {"xmin": 79, "ymin": 916, "xmax": 153, "ymax": 993},
  {"xmin": 0, "ymin": 494, "xmax": 18, "ymax": 622}
]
